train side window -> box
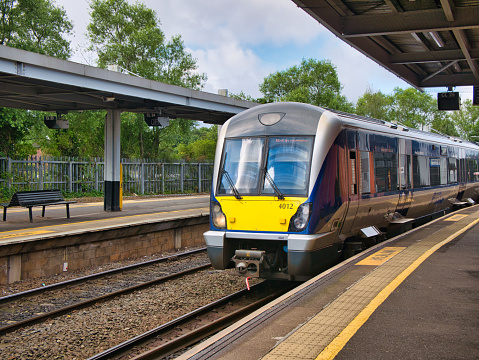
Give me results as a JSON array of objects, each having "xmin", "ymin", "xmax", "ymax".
[
  {"xmin": 374, "ymin": 152, "xmax": 397, "ymax": 192},
  {"xmin": 360, "ymin": 152, "xmax": 372, "ymax": 194},
  {"xmin": 413, "ymin": 155, "xmax": 429, "ymax": 188},
  {"xmin": 430, "ymin": 158, "xmax": 441, "ymax": 186}
]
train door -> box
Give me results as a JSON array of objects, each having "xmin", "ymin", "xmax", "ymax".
[
  {"xmin": 339, "ymin": 131, "xmax": 360, "ymax": 235},
  {"xmin": 396, "ymin": 154, "xmax": 412, "ymax": 215},
  {"xmin": 396, "ymin": 139, "xmax": 413, "ymax": 216}
]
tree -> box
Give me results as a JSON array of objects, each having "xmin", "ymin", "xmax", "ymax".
[
  {"xmin": 0, "ymin": 0, "xmax": 73, "ymax": 158},
  {"xmin": 389, "ymin": 88, "xmax": 439, "ymax": 130},
  {"xmin": 355, "ymin": 87, "xmax": 393, "ymax": 121},
  {"xmin": 40, "ymin": 111, "xmax": 105, "ymax": 158},
  {"xmin": 450, "ymin": 100, "xmax": 479, "ymax": 141},
  {"xmin": 87, "ymin": 0, "xmax": 207, "ymax": 160},
  {"xmin": 87, "ymin": 0, "xmax": 206, "ymax": 88},
  {"xmin": 259, "ymin": 58, "xmax": 353, "ymax": 112},
  {"xmin": 0, "ymin": 0, "xmax": 72, "ymax": 59},
  {"xmin": 177, "ymin": 126, "xmax": 218, "ymax": 162}
]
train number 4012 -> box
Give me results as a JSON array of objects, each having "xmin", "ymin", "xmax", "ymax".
[{"xmin": 279, "ymin": 203, "xmax": 294, "ymax": 210}]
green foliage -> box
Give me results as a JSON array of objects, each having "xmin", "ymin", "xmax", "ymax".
[
  {"xmin": 354, "ymin": 87, "xmax": 461, "ymax": 137},
  {"xmin": 87, "ymin": 0, "xmax": 206, "ymax": 88},
  {"xmin": 0, "ymin": 0, "xmax": 73, "ymax": 59},
  {"xmin": 0, "ymin": 0, "xmax": 73, "ymax": 158},
  {"xmin": 230, "ymin": 91, "xmax": 262, "ymax": 103},
  {"xmin": 40, "ymin": 111, "xmax": 105, "ymax": 158},
  {"xmin": 177, "ymin": 126, "xmax": 218, "ymax": 162},
  {"xmin": 355, "ymin": 87, "xmax": 394, "ymax": 121},
  {"xmin": 0, "ymin": 108, "xmax": 46, "ymax": 157},
  {"xmin": 63, "ymin": 189, "xmax": 104, "ymax": 199},
  {"xmin": 389, "ymin": 87, "xmax": 439, "ymax": 130},
  {"xmin": 449, "ymin": 100, "xmax": 479, "ymax": 141},
  {"xmin": 259, "ymin": 58, "xmax": 353, "ymax": 112}
]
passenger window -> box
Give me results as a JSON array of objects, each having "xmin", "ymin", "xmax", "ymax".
[
  {"xmin": 361, "ymin": 152, "xmax": 372, "ymax": 194},
  {"xmin": 413, "ymin": 155, "xmax": 430, "ymax": 188},
  {"xmin": 374, "ymin": 152, "xmax": 398, "ymax": 192},
  {"xmin": 430, "ymin": 158, "xmax": 440, "ymax": 186}
]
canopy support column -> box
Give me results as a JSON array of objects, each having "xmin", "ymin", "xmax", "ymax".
[{"xmin": 104, "ymin": 109, "xmax": 122, "ymax": 211}]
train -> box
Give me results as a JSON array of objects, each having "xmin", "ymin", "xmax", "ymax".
[{"xmin": 204, "ymin": 102, "xmax": 479, "ymax": 281}]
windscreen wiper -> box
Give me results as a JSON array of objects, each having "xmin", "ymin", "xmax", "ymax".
[
  {"xmin": 221, "ymin": 169, "xmax": 242, "ymax": 199},
  {"xmin": 263, "ymin": 168, "xmax": 285, "ymax": 200}
]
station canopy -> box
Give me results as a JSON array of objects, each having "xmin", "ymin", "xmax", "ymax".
[
  {"xmin": 0, "ymin": 45, "xmax": 255, "ymax": 124},
  {"xmin": 292, "ymin": 0, "xmax": 479, "ymax": 88}
]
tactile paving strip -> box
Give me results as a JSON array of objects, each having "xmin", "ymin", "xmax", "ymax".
[{"xmin": 262, "ymin": 209, "xmax": 479, "ymax": 360}]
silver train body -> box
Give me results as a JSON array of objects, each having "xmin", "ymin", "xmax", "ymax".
[{"xmin": 204, "ymin": 102, "xmax": 479, "ymax": 281}]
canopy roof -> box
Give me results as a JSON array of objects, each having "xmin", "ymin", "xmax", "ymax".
[{"xmin": 292, "ymin": 0, "xmax": 479, "ymax": 88}]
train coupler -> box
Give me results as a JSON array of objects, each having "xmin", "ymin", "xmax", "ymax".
[{"xmin": 232, "ymin": 249, "xmax": 265, "ymax": 278}]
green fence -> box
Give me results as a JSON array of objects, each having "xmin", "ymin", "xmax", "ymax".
[{"xmin": 0, "ymin": 156, "xmax": 213, "ymax": 196}]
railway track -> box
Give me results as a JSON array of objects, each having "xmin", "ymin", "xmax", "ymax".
[
  {"xmin": 0, "ymin": 248, "xmax": 209, "ymax": 336},
  {"xmin": 88, "ymin": 281, "xmax": 297, "ymax": 360}
]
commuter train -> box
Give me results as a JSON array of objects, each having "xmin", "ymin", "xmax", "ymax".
[{"xmin": 204, "ymin": 102, "xmax": 479, "ymax": 281}]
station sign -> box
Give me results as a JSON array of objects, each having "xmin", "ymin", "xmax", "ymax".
[
  {"xmin": 44, "ymin": 116, "xmax": 69, "ymax": 129},
  {"xmin": 144, "ymin": 113, "xmax": 170, "ymax": 127},
  {"xmin": 437, "ymin": 92, "xmax": 460, "ymax": 111}
]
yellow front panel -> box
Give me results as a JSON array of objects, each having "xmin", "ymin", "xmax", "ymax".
[{"xmin": 217, "ymin": 196, "xmax": 307, "ymax": 232}]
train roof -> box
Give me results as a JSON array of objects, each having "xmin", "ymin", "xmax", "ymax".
[
  {"xmin": 325, "ymin": 107, "xmax": 479, "ymax": 150},
  {"xmin": 225, "ymin": 102, "xmax": 479, "ymax": 151}
]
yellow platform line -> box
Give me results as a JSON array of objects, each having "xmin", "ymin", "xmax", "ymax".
[
  {"xmin": 317, "ymin": 215, "xmax": 479, "ymax": 360},
  {"xmin": 262, "ymin": 209, "xmax": 479, "ymax": 360},
  {"xmin": 0, "ymin": 207, "xmax": 209, "ymax": 239}
]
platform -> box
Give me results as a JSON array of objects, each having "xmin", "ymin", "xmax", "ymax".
[
  {"xmin": 180, "ymin": 205, "xmax": 479, "ymax": 360},
  {"xmin": 0, "ymin": 194, "xmax": 209, "ymax": 237},
  {"xmin": 0, "ymin": 195, "xmax": 209, "ymax": 284}
]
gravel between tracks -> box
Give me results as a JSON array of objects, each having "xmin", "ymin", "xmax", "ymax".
[
  {"xmin": 0, "ymin": 246, "xmax": 258, "ymax": 359},
  {"xmin": 0, "ymin": 267, "xmax": 255, "ymax": 359}
]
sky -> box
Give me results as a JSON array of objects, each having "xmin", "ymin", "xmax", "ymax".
[{"xmin": 55, "ymin": 0, "xmax": 473, "ymax": 104}]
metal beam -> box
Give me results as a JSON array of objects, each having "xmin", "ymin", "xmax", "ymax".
[
  {"xmin": 452, "ymin": 29, "xmax": 479, "ymax": 81},
  {"xmin": 342, "ymin": 7, "xmax": 479, "ymax": 37},
  {"xmin": 440, "ymin": 0, "xmax": 455, "ymax": 22},
  {"xmin": 420, "ymin": 73, "xmax": 479, "ymax": 87},
  {"xmin": 390, "ymin": 49, "xmax": 479, "ymax": 64}
]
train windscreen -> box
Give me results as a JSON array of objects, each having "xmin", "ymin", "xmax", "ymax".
[
  {"xmin": 218, "ymin": 138, "xmax": 265, "ymax": 195},
  {"xmin": 262, "ymin": 137, "xmax": 314, "ymax": 196},
  {"xmin": 218, "ymin": 136, "xmax": 314, "ymax": 196}
]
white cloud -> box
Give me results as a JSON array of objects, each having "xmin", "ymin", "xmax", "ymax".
[
  {"xmin": 56, "ymin": 0, "xmax": 430, "ymax": 103},
  {"xmin": 190, "ymin": 42, "xmax": 271, "ymax": 97},
  {"xmin": 145, "ymin": 0, "xmax": 324, "ymax": 47}
]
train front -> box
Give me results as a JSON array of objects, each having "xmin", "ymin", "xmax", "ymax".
[{"xmin": 204, "ymin": 102, "xmax": 340, "ymax": 281}]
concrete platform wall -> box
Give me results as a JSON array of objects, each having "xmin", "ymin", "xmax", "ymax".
[{"xmin": 0, "ymin": 216, "xmax": 209, "ymax": 284}]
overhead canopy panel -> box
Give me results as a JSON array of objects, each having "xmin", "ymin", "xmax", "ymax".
[
  {"xmin": 0, "ymin": 45, "xmax": 256, "ymax": 124},
  {"xmin": 292, "ymin": 0, "xmax": 479, "ymax": 88}
]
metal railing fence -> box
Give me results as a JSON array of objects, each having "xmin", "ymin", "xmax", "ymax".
[{"xmin": 0, "ymin": 156, "xmax": 213, "ymax": 196}]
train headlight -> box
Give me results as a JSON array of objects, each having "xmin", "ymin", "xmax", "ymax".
[
  {"xmin": 288, "ymin": 203, "xmax": 312, "ymax": 232},
  {"xmin": 211, "ymin": 201, "xmax": 227, "ymax": 229}
]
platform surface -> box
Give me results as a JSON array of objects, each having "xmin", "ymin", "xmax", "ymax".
[
  {"xmin": 0, "ymin": 195, "xmax": 209, "ymax": 246},
  {"xmin": 180, "ymin": 206, "xmax": 479, "ymax": 360}
]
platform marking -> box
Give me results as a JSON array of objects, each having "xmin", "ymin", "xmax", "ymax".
[
  {"xmin": 444, "ymin": 214, "xmax": 468, "ymax": 221},
  {"xmin": 315, "ymin": 215, "xmax": 479, "ymax": 360},
  {"xmin": 1, "ymin": 207, "xmax": 209, "ymax": 241},
  {"xmin": 355, "ymin": 247, "xmax": 405, "ymax": 266},
  {"xmin": 0, "ymin": 230, "xmax": 54, "ymax": 239}
]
